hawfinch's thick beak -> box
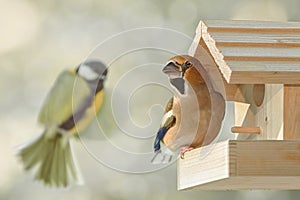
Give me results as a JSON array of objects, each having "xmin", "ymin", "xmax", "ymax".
[
  {"xmin": 163, "ymin": 62, "xmax": 185, "ymax": 95},
  {"xmin": 162, "ymin": 62, "xmax": 181, "ymax": 78}
]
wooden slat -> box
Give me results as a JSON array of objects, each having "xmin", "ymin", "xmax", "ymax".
[
  {"xmin": 218, "ymin": 42, "xmax": 300, "ymax": 48},
  {"xmin": 178, "ymin": 141, "xmax": 229, "ymax": 190},
  {"xmin": 218, "ymin": 46, "xmax": 300, "ymax": 59},
  {"xmin": 203, "ymin": 20, "xmax": 300, "ymax": 32},
  {"xmin": 233, "ymin": 141, "xmax": 300, "ymax": 176},
  {"xmin": 284, "ymin": 85, "xmax": 300, "ymax": 139},
  {"xmin": 199, "ymin": 20, "xmax": 300, "ymax": 84},
  {"xmin": 209, "ymin": 32, "xmax": 300, "ymax": 48},
  {"xmin": 181, "ymin": 177, "xmax": 300, "ymax": 190},
  {"xmin": 178, "ymin": 140, "xmax": 300, "ymax": 190},
  {"xmin": 231, "ymin": 126, "xmax": 261, "ymax": 134},
  {"xmin": 225, "ymin": 56, "xmax": 300, "ymax": 62},
  {"xmin": 226, "ymin": 60, "xmax": 300, "ymax": 72},
  {"xmin": 229, "ymin": 71, "xmax": 300, "ymax": 84}
]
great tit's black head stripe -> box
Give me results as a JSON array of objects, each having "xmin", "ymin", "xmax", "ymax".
[
  {"xmin": 75, "ymin": 65, "xmax": 80, "ymax": 73},
  {"xmin": 100, "ymin": 68, "xmax": 108, "ymax": 80},
  {"xmin": 84, "ymin": 60, "xmax": 107, "ymax": 76}
]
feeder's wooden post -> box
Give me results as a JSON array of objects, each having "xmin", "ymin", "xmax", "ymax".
[{"xmin": 284, "ymin": 85, "xmax": 300, "ymax": 139}]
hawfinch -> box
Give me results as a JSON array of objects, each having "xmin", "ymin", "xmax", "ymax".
[{"xmin": 152, "ymin": 55, "xmax": 224, "ymax": 163}]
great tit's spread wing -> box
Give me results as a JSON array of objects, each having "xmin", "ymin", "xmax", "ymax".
[{"xmin": 38, "ymin": 70, "xmax": 91, "ymax": 126}]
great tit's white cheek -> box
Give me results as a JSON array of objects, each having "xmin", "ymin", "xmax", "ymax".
[{"xmin": 78, "ymin": 65, "xmax": 99, "ymax": 81}]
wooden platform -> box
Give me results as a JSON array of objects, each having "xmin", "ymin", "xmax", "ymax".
[
  {"xmin": 196, "ymin": 20, "xmax": 300, "ymax": 84},
  {"xmin": 178, "ymin": 140, "xmax": 300, "ymax": 190}
]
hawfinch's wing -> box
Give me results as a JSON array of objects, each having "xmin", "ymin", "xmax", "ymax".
[{"xmin": 151, "ymin": 98, "xmax": 176, "ymax": 164}]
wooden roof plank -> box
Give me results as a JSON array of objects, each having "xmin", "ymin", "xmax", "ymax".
[
  {"xmin": 227, "ymin": 60, "xmax": 300, "ymax": 72},
  {"xmin": 203, "ymin": 20, "xmax": 300, "ymax": 30},
  {"xmin": 207, "ymin": 32, "xmax": 300, "ymax": 47},
  {"xmin": 218, "ymin": 46, "xmax": 300, "ymax": 58}
]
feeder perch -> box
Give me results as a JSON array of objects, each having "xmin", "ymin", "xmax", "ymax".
[{"xmin": 178, "ymin": 20, "xmax": 300, "ymax": 190}]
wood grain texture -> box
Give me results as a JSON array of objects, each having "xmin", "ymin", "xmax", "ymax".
[
  {"xmin": 203, "ymin": 20, "xmax": 300, "ymax": 30},
  {"xmin": 231, "ymin": 126, "xmax": 261, "ymax": 134},
  {"xmin": 178, "ymin": 140, "xmax": 300, "ymax": 190},
  {"xmin": 234, "ymin": 84, "xmax": 284, "ymax": 140},
  {"xmin": 198, "ymin": 20, "xmax": 300, "ymax": 84},
  {"xmin": 284, "ymin": 85, "xmax": 300, "ymax": 139}
]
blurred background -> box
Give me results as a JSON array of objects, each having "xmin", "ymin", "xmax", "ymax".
[{"xmin": 1, "ymin": 0, "xmax": 300, "ymax": 199}]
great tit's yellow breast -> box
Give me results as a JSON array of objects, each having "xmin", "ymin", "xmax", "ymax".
[{"xmin": 70, "ymin": 90, "xmax": 104, "ymax": 134}]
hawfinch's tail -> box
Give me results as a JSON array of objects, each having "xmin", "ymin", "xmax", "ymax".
[
  {"xmin": 150, "ymin": 148, "xmax": 174, "ymax": 164},
  {"xmin": 17, "ymin": 130, "xmax": 82, "ymax": 187}
]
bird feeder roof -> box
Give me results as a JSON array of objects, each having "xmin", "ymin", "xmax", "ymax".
[{"xmin": 192, "ymin": 20, "xmax": 300, "ymax": 84}]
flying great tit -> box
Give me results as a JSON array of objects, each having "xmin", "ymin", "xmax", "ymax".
[
  {"xmin": 18, "ymin": 60, "xmax": 108, "ymax": 187},
  {"xmin": 151, "ymin": 55, "xmax": 216, "ymax": 163}
]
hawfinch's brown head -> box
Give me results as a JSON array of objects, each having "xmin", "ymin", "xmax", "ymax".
[{"xmin": 162, "ymin": 55, "xmax": 193, "ymax": 95}]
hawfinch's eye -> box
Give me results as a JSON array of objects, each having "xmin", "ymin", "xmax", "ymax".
[{"xmin": 185, "ymin": 61, "xmax": 192, "ymax": 67}]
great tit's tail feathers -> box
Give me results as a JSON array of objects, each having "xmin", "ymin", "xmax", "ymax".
[{"xmin": 17, "ymin": 131, "xmax": 83, "ymax": 187}]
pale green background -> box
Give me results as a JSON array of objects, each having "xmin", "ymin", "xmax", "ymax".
[{"xmin": 1, "ymin": 0, "xmax": 300, "ymax": 199}]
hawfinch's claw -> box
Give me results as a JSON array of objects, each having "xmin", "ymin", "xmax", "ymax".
[{"xmin": 180, "ymin": 146, "xmax": 194, "ymax": 159}]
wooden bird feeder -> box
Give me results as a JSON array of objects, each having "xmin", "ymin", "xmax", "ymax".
[{"xmin": 178, "ymin": 20, "xmax": 300, "ymax": 190}]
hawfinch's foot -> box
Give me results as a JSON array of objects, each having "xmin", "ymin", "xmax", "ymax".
[{"xmin": 180, "ymin": 146, "xmax": 194, "ymax": 159}]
